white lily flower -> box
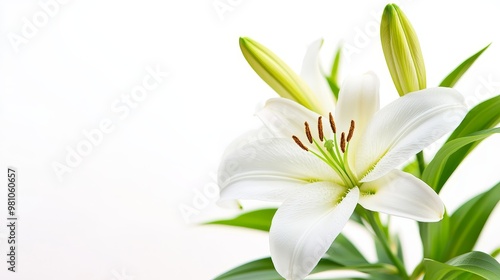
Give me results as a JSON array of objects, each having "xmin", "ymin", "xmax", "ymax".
[{"xmin": 218, "ymin": 72, "xmax": 467, "ymax": 280}]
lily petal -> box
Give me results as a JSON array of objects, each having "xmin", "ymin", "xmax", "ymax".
[
  {"xmin": 358, "ymin": 169, "xmax": 444, "ymax": 222},
  {"xmin": 218, "ymin": 138, "xmax": 341, "ymax": 204},
  {"xmin": 300, "ymin": 39, "xmax": 336, "ymax": 115},
  {"xmin": 356, "ymin": 87, "xmax": 466, "ymax": 182},
  {"xmin": 256, "ymin": 98, "xmax": 324, "ymax": 140},
  {"xmin": 270, "ymin": 183, "xmax": 359, "ymax": 280},
  {"xmin": 335, "ymin": 72, "xmax": 380, "ymax": 146}
]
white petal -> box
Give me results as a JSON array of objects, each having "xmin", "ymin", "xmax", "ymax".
[
  {"xmin": 356, "ymin": 87, "xmax": 467, "ymax": 182},
  {"xmin": 256, "ymin": 98, "xmax": 326, "ymax": 141},
  {"xmin": 300, "ymin": 39, "xmax": 336, "ymax": 115},
  {"xmin": 219, "ymin": 126, "xmax": 275, "ymax": 161},
  {"xmin": 358, "ymin": 170, "xmax": 444, "ymax": 222},
  {"xmin": 270, "ymin": 183, "xmax": 359, "ymax": 280},
  {"xmin": 335, "ymin": 72, "xmax": 380, "ymax": 146},
  {"xmin": 218, "ymin": 138, "xmax": 341, "ymax": 205}
]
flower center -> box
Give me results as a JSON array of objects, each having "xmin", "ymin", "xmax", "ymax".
[{"xmin": 292, "ymin": 112, "xmax": 359, "ymax": 188}]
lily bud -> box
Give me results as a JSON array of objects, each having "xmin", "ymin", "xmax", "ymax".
[
  {"xmin": 239, "ymin": 37, "xmax": 322, "ymax": 113},
  {"xmin": 381, "ymin": 4, "xmax": 426, "ymax": 96}
]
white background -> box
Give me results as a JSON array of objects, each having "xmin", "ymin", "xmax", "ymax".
[{"xmin": 0, "ymin": 0, "xmax": 499, "ymax": 279}]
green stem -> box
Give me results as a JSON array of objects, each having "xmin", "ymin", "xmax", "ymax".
[
  {"xmin": 416, "ymin": 151, "xmax": 426, "ymax": 176},
  {"xmin": 409, "ymin": 261, "xmax": 425, "ymax": 280},
  {"xmin": 366, "ymin": 212, "xmax": 409, "ymax": 280}
]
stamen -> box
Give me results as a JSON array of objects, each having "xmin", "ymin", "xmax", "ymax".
[
  {"xmin": 304, "ymin": 122, "xmax": 313, "ymax": 143},
  {"xmin": 340, "ymin": 132, "xmax": 346, "ymax": 153},
  {"xmin": 293, "ymin": 115, "xmax": 359, "ymax": 189},
  {"xmin": 329, "ymin": 112, "xmax": 336, "ymax": 134},
  {"xmin": 347, "ymin": 120, "xmax": 355, "ymax": 142},
  {"xmin": 317, "ymin": 116, "xmax": 324, "ymax": 142},
  {"xmin": 292, "ymin": 136, "xmax": 309, "ymax": 151}
]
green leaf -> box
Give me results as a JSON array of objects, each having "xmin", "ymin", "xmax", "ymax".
[
  {"xmin": 419, "ymin": 212, "xmax": 450, "ymax": 261},
  {"xmin": 214, "ymin": 258, "xmax": 343, "ymax": 280},
  {"xmin": 448, "ymin": 95, "xmax": 500, "ymax": 142},
  {"xmin": 239, "ymin": 37, "xmax": 323, "ymax": 114},
  {"xmin": 325, "ymin": 234, "xmax": 369, "ymax": 266},
  {"xmin": 371, "ymin": 235, "xmax": 404, "ymax": 279},
  {"xmin": 213, "ymin": 257, "xmax": 283, "ymax": 280},
  {"xmin": 374, "ymin": 237, "xmax": 392, "ymax": 265},
  {"xmin": 205, "ymin": 208, "xmax": 277, "ymax": 231},
  {"xmin": 394, "ymin": 235, "xmax": 405, "ymax": 264},
  {"xmin": 423, "ymin": 95, "xmax": 500, "ymax": 193},
  {"xmin": 445, "ymin": 182, "xmax": 500, "ymax": 260},
  {"xmin": 420, "ymin": 183, "xmax": 500, "ymax": 262},
  {"xmin": 492, "ymin": 248, "xmax": 500, "ymax": 258},
  {"xmin": 440, "ymin": 44, "xmax": 490, "ymax": 87},
  {"xmin": 422, "ymin": 127, "xmax": 500, "ymax": 193},
  {"xmin": 424, "ymin": 251, "xmax": 500, "ymax": 280},
  {"xmin": 206, "ymin": 208, "xmax": 363, "ymax": 232},
  {"xmin": 213, "ymin": 257, "xmax": 390, "ymax": 280},
  {"xmin": 327, "ymin": 45, "xmax": 342, "ymax": 100},
  {"xmin": 402, "ymin": 160, "xmax": 421, "ymax": 178},
  {"xmin": 351, "ymin": 206, "xmax": 365, "ymax": 225},
  {"xmin": 433, "ymin": 95, "xmax": 500, "ymax": 191}
]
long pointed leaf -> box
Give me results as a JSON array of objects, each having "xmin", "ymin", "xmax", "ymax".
[
  {"xmin": 420, "ymin": 182, "xmax": 500, "ymax": 262},
  {"xmin": 214, "ymin": 257, "xmax": 391, "ymax": 280},
  {"xmin": 327, "ymin": 45, "xmax": 342, "ymax": 99},
  {"xmin": 406, "ymin": 94, "xmax": 500, "ymax": 185},
  {"xmin": 424, "ymin": 251, "xmax": 500, "ymax": 280},
  {"xmin": 207, "ymin": 209, "xmax": 372, "ymax": 268},
  {"xmin": 445, "ymin": 182, "xmax": 500, "ymax": 259},
  {"xmin": 436, "ymin": 95, "xmax": 500, "ymax": 191},
  {"xmin": 205, "ymin": 208, "xmax": 277, "ymax": 231},
  {"xmin": 402, "ymin": 159, "xmax": 421, "ymax": 178},
  {"xmin": 422, "ymin": 127, "xmax": 500, "ymax": 193},
  {"xmin": 440, "ymin": 44, "xmax": 490, "ymax": 87},
  {"xmin": 492, "ymin": 248, "xmax": 500, "ymax": 258},
  {"xmin": 214, "ymin": 258, "xmax": 281, "ymax": 280},
  {"xmin": 424, "ymin": 95, "xmax": 500, "ymax": 193},
  {"xmin": 419, "ymin": 212, "xmax": 450, "ymax": 261},
  {"xmin": 206, "ymin": 208, "xmax": 364, "ymax": 232},
  {"xmin": 325, "ymin": 234, "xmax": 369, "ymax": 266}
]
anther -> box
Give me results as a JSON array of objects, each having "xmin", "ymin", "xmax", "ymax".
[
  {"xmin": 340, "ymin": 132, "xmax": 346, "ymax": 153},
  {"xmin": 329, "ymin": 112, "xmax": 336, "ymax": 134},
  {"xmin": 347, "ymin": 120, "xmax": 355, "ymax": 142},
  {"xmin": 304, "ymin": 122, "xmax": 313, "ymax": 143},
  {"xmin": 292, "ymin": 136, "xmax": 309, "ymax": 151},
  {"xmin": 318, "ymin": 116, "xmax": 324, "ymax": 142}
]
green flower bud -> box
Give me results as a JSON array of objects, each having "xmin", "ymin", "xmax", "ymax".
[
  {"xmin": 239, "ymin": 37, "xmax": 322, "ymax": 113},
  {"xmin": 381, "ymin": 4, "xmax": 426, "ymax": 96}
]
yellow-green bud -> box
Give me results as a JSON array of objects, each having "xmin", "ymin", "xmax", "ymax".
[
  {"xmin": 239, "ymin": 37, "xmax": 322, "ymax": 113},
  {"xmin": 381, "ymin": 4, "xmax": 426, "ymax": 96}
]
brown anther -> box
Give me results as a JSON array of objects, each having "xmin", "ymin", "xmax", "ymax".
[
  {"xmin": 347, "ymin": 120, "xmax": 355, "ymax": 142},
  {"xmin": 340, "ymin": 132, "xmax": 346, "ymax": 153},
  {"xmin": 318, "ymin": 116, "xmax": 324, "ymax": 142},
  {"xmin": 292, "ymin": 136, "xmax": 309, "ymax": 151},
  {"xmin": 329, "ymin": 112, "xmax": 336, "ymax": 134},
  {"xmin": 304, "ymin": 122, "xmax": 313, "ymax": 144}
]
